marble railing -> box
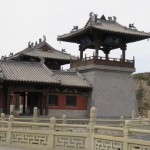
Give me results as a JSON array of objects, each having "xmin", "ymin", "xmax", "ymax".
[{"xmin": 0, "ymin": 107, "xmax": 150, "ymax": 150}]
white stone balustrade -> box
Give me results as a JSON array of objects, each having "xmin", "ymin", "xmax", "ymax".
[
  {"xmin": 62, "ymin": 114, "xmax": 67, "ymax": 124},
  {"xmin": 0, "ymin": 108, "xmax": 150, "ymax": 150}
]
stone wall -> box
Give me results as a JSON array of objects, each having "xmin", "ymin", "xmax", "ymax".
[{"xmin": 72, "ymin": 64, "xmax": 138, "ymax": 118}]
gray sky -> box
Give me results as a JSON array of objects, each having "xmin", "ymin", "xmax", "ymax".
[{"xmin": 0, "ymin": 0, "xmax": 150, "ymax": 73}]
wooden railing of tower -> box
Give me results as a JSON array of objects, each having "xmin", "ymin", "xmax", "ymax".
[
  {"xmin": 0, "ymin": 107, "xmax": 150, "ymax": 150},
  {"xmin": 70, "ymin": 56, "xmax": 135, "ymax": 68}
]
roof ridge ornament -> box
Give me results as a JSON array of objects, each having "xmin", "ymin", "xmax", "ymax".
[
  {"xmin": 39, "ymin": 38, "xmax": 42, "ymax": 43},
  {"xmin": 61, "ymin": 49, "xmax": 66, "ymax": 53},
  {"xmin": 100, "ymin": 15, "xmax": 106, "ymax": 20},
  {"xmin": 89, "ymin": 12, "xmax": 101, "ymax": 24},
  {"xmin": 43, "ymin": 35, "xmax": 46, "ymax": 42},
  {"xmin": 28, "ymin": 41, "xmax": 31, "ymax": 48},
  {"xmin": 113, "ymin": 16, "xmax": 117, "ymax": 22},
  {"xmin": 35, "ymin": 41, "xmax": 38, "ymax": 46},
  {"xmin": 72, "ymin": 26, "xmax": 78, "ymax": 31},
  {"xmin": 28, "ymin": 35, "xmax": 46, "ymax": 48},
  {"xmin": 108, "ymin": 16, "xmax": 113, "ymax": 21},
  {"xmin": 108, "ymin": 16, "xmax": 117, "ymax": 22},
  {"xmin": 129, "ymin": 23, "xmax": 136, "ymax": 29}
]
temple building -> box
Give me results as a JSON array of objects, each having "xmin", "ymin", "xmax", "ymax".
[
  {"xmin": 0, "ymin": 13, "xmax": 150, "ymax": 118},
  {"xmin": 57, "ymin": 13, "xmax": 150, "ymax": 118},
  {"xmin": 0, "ymin": 38, "xmax": 91, "ymax": 118}
]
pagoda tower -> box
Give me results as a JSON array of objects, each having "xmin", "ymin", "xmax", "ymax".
[{"xmin": 57, "ymin": 13, "xmax": 150, "ymax": 118}]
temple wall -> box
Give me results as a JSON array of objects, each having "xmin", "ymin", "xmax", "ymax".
[
  {"xmin": 72, "ymin": 64, "xmax": 138, "ymax": 118},
  {"xmin": 48, "ymin": 94, "xmax": 88, "ymax": 110},
  {"xmin": 48, "ymin": 94, "xmax": 88, "ymax": 118}
]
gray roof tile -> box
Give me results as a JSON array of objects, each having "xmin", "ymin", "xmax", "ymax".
[
  {"xmin": 86, "ymin": 20, "xmax": 150, "ymax": 36},
  {"xmin": 7, "ymin": 42, "xmax": 77, "ymax": 61},
  {"xmin": 0, "ymin": 60, "xmax": 91, "ymax": 88},
  {"xmin": 0, "ymin": 60, "xmax": 59, "ymax": 84},
  {"xmin": 53, "ymin": 70, "xmax": 91, "ymax": 88},
  {"xmin": 58, "ymin": 18, "xmax": 150, "ymax": 40}
]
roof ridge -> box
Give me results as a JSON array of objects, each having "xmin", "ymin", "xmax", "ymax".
[
  {"xmin": 7, "ymin": 40, "xmax": 48, "ymax": 60},
  {"xmin": 76, "ymin": 71, "xmax": 91, "ymax": 86},
  {"xmin": 42, "ymin": 65, "xmax": 61, "ymax": 83},
  {"xmin": 7, "ymin": 41, "xmax": 77, "ymax": 61},
  {"xmin": 0, "ymin": 59, "xmax": 42, "ymax": 65}
]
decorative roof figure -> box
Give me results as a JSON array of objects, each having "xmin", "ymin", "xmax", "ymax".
[{"xmin": 7, "ymin": 36, "xmax": 77, "ymax": 70}]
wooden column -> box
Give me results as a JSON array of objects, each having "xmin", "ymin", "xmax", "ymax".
[
  {"xmin": 7, "ymin": 91, "xmax": 11, "ymax": 114},
  {"xmin": 94, "ymin": 40, "xmax": 100, "ymax": 57},
  {"xmin": 103, "ymin": 48, "xmax": 110, "ymax": 60},
  {"xmin": 122, "ymin": 49, "xmax": 126, "ymax": 62},
  {"xmin": 23, "ymin": 96, "xmax": 25, "ymax": 114},
  {"xmin": 45, "ymin": 93, "xmax": 49, "ymax": 115},
  {"xmin": 3, "ymin": 86, "xmax": 8, "ymax": 114},
  {"xmin": 20, "ymin": 93, "xmax": 25, "ymax": 114},
  {"xmin": 25, "ymin": 92, "xmax": 28, "ymax": 112},
  {"xmin": 80, "ymin": 50, "xmax": 83, "ymax": 60},
  {"xmin": 79, "ymin": 44, "xmax": 85, "ymax": 60},
  {"xmin": 39, "ymin": 93, "xmax": 43, "ymax": 115},
  {"xmin": 42, "ymin": 94, "xmax": 46, "ymax": 115},
  {"xmin": 120, "ymin": 44, "xmax": 127, "ymax": 62},
  {"xmin": 105, "ymin": 53, "xmax": 109, "ymax": 60},
  {"xmin": 10, "ymin": 94, "xmax": 14, "ymax": 105}
]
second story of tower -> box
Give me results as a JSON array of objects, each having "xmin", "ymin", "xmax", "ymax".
[{"xmin": 57, "ymin": 13, "xmax": 150, "ymax": 71}]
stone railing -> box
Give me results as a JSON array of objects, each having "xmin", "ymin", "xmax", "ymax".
[
  {"xmin": 0, "ymin": 107, "xmax": 150, "ymax": 150},
  {"xmin": 70, "ymin": 56, "xmax": 135, "ymax": 68}
]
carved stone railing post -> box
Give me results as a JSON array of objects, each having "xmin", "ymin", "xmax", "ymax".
[
  {"xmin": 33, "ymin": 107, "xmax": 38, "ymax": 122},
  {"xmin": 86, "ymin": 107, "xmax": 97, "ymax": 150},
  {"xmin": 62, "ymin": 114, "xmax": 67, "ymax": 124},
  {"xmin": 123, "ymin": 120, "xmax": 131, "ymax": 150},
  {"xmin": 139, "ymin": 116, "xmax": 142, "ymax": 123},
  {"xmin": 90, "ymin": 107, "xmax": 97, "ymax": 126},
  {"xmin": 50, "ymin": 117, "xmax": 56, "ymax": 129},
  {"xmin": 48, "ymin": 117, "xmax": 56, "ymax": 149},
  {"xmin": 32, "ymin": 107, "xmax": 38, "ymax": 130},
  {"xmin": 124, "ymin": 120, "xmax": 131, "ymax": 138},
  {"xmin": 1, "ymin": 113, "xmax": 6, "ymax": 121},
  {"xmin": 7, "ymin": 115, "xmax": 14, "ymax": 145},
  {"xmin": 120, "ymin": 116, "xmax": 124, "ymax": 127}
]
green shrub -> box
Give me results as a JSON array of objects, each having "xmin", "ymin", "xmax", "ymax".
[
  {"xmin": 136, "ymin": 87, "xmax": 144, "ymax": 101},
  {"xmin": 133, "ymin": 73, "xmax": 150, "ymax": 86}
]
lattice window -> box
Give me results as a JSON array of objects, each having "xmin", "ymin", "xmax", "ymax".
[
  {"xmin": 66, "ymin": 96, "xmax": 77, "ymax": 106},
  {"xmin": 49, "ymin": 95, "xmax": 59, "ymax": 106}
]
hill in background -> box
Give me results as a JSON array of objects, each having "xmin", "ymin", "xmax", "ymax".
[{"xmin": 133, "ymin": 73, "xmax": 150, "ymax": 116}]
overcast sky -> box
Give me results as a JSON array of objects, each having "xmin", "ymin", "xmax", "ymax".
[{"xmin": 0, "ymin": 0, "xmax": 150, "ymax": 73}]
